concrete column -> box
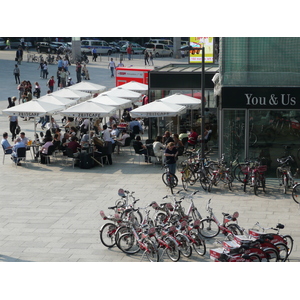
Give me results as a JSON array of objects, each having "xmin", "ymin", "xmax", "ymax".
[
  {"xmin": 173, "ymin": 37, "xmax": 181, "ymax": 59},
  {"xmin": 72, "ymin": 37, "xmax": 81, "ymax": 62}
]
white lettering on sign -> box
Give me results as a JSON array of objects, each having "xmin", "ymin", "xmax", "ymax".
[{"xmin": 245, "ymin": 93, "xmax": 297, "ymax": 106}]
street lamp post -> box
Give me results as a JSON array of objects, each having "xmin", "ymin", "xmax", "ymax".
[{"xmin": 200, "ymin": 47, "xmax": 205, "ymax": 158}]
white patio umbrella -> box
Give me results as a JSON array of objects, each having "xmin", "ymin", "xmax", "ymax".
[
  {"xmin": 51, "ymin": 88, "xmax": 91, "ymax": 102},
  {"xmin": 130, "ymin": 100, "xmax": 186, "ymax": 136},
  {"xmin": 2, "ymin": 99, "xmax": 64, "ymax": 141},
  {"xmin": 38, "ymin": 94, "xmax": 77, "ymax": 109},
  {"xmin": 103, "ymin": 87, "xmax": 142, "ymax": 103},
  {"xmin": 118, "ymin": 81, "xmax": 148, "ymax": 93},
  {"xmin": 91, "ymin": 94, "xmax": 132, "ymax": 110},
  {"xmin": 61, "ymin": 100, "xmax": 117, "ymax": 144},
  {"xmin": 68, "ymin": 81, "xmax": 106, "ymax": 94},
  {"xmin": 160, "ymin": 93, "xmax": 201, "ymax": 133}
]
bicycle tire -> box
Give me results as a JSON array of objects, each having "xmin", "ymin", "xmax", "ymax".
[
  {"xmin": 164, "ymin": 236, "xmax": 181, "ymax": 262},
  {"xmin": 199, "ymin": 218, "xmax": 220, "ymax": 238},
  {"xmin": 292, "ymin": 183, "xmax": 300, "ymax": 204},
  {"xmin": 275, "ymin": 242, "xmax": 289, "ymax": 262},
  {"xmin": 283, "ymin": 235, "xmax": 294, "ymax": 256},
  {"xmin": 181, "ymin": 172, "xmax": 189, "ymax": 191},
  {"xmin": 248, "ymin": 254, "xmax": 261, "ymax": 262},
  {"xmin": 117, "ymin": 232, "xmax": 140, "ymax": 254},
  {"xmin": 144, "ymin": 238, "xmax": 159, "ymax": 262},
  {"xmin": 264, "ymin": 248, "xmax": 279, "ymax": 262},
  {"xmin": 190, "ymin": 232, "xmax": 206, "ymax": 256},
  {"xmin": 99, "ymin": 222, "xmax": 117, "ymax": 248},
  {"xmin": 175, "ymin": 233, "xmax": 192, "ymax": 257},
  {"xmin": 199, "ymin": 171, "xmax": 209, "ymax": 191},
  {"xmin": 162, "ymin": 172, "xmax": 178, "ymax": 188},
  {"xmin": 226, "ymin": 223, "xmax": 244, "ymax": 236},
  {"xmin": 120, "ymin": 209, "xmax": 143, "ymax": 225},
  {"xmin": 154, "ymin": 212, "xmax": 168, "ymax": 226}
]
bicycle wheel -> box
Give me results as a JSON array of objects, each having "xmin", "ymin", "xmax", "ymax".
[
  {"xmin": 199, "ymin": 171, "xmax": 209, "ymax": 191},
  {"xmin": 164, "ymin": 236, "xmax": 181, "ymax": 262},
  {"xmin": 99, "ymin": 223, "xmax": 117, "ymax": 248},
  {"xmin": 154, "ymin": 212, "xmax": 168, "ymax": 226},
  {"xmin": 114, "ymin": 225, "xmax": 131, "ymax": 244},
  {"xmin": 181, "ymin": 171, "xmax": 189, "ymax": 191},
  {"xmin": 176, "ymin": 233, "xmax": 192, "ymax": 257},
  {"xmin": 264, "ymin": 248, "xmax": 279, "ymax": 262},
  {"xmin": 275, "ymin": 242, "xmax": 289, "ymax": 262},
  {"xmin": 190, "ymin": 232, "xmax": 206, "ymax": 256},
  {"xmin": 248, "ymin": 254, "xmax": 261, "ymax": 262},
  {"xmin": 249, "ymin": 131, "xmax": 258, "ymax": 146},
  {"xmin": 120, "ymin": 209, "xmax": 143, "ymax": 225},
  {"xmin": 117, "ymin": 232, "xmax": 140, "ymax": 254},
  {"xmin": 292, "ymin": 183, "xmax": 300, "ymax": 204},
  {"xmin": 199, "ymin": 218, "xmax": 220, "ymax": 238},
  {"xmin": 227, "ymin": 223, "xmax": 244, "ymax": 235},
  {"xmin": 144, "ymin": 239, "xmax": 159, "ymax": 262},
  {"xmin": 283, "ymin": 235, "xmax": 294, "ymax": 256}
]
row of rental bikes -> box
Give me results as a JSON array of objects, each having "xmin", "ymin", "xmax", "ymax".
[
  {"xmin": 99, "ymin": 189, "xmax": 294, "ymax": 262},
  {"xmin": 167, "ymin": 148, "xmax": 300, "ymax": 204}
]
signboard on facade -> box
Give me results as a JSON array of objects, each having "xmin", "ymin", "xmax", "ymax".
[
  {"xmin": 221, "ymin": 87, "xmax": 300, "ymax": 109},
  {"xmin": 189, "ymin": 37, "xmax": 214, "ymax": 64}
]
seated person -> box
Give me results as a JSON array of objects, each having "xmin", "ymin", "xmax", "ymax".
[
  {"xmin": 110, "ymin": 124, "xmax": 120, "ymax": 138},
  {"xmin": 187, "ymin": 128, "xmax": 198, "ymax": 148},
  {"xmin": 115, "ymin": 130, "xmax": 130, "ymax": 154},
  {"xmin": 46, "ymin": 117, "xmax": 60, "ymax": 133},
  {"xmin": 35, "ymin": 136, "xmax": 53, "ymax": 159},
  {"xmin": 152, "ymin": 136, "xmax": 165, "ymax": 160},
  {"xmin": 163, "ymin": 131, "xmax": 174, "ymax": 145},
  {"xmin": 1, "ymin": 132, "xmax": 13, "ymax": 154},
  {"xmin": 11, "ymin": 137, "xmax": 26, "ymax": 165},
  {"xmin": 64, "ymin": 117, "xmax": 75, "ymax": 131},
  {"xmin": 67, "ymin": 136, "xmax": 81, "ymax": 157},
  {"xmin": 132, "ymin": 135, "xmax": 150, "ymax": 163},
  {"xmin": 19, "ymin": 132, "xmax": 29, "ymax": 146},
  {"xmin": 80, "ymin": 131, "xmax": 94, "ymax": 148},
  {"xmin": 52, "ymin": 133, "xmax": 61, "ymax": 150},
  {"xmin": 43, "ymin": 129, "xmax": 53, "ymax": 144}
]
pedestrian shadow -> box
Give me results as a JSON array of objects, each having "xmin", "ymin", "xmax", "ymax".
[{"xmin": 0, "ymin": 254, "xmax": 31, "ymax": 262}]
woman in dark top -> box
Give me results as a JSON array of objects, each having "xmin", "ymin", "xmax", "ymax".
[{"xmin": 164, "ymin": 142, "xmax": 178, "ymax": 175}]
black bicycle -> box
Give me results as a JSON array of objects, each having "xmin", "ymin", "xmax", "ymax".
[{"xmin": 162, "ymin": 164, "xmax": 178, "ymax": 194}]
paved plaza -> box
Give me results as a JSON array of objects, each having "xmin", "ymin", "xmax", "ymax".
[{"xmin": 0, "ymin": 49, "xmax": 299, "ymax": 264}]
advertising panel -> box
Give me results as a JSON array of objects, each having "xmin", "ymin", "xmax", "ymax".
[{"xmin": 189, "ymin": 37, "xmax": 214, "ymax": 63}]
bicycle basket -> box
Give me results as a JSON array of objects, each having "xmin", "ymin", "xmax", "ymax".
[
  {"xmin": 241, "ymin": 166, "xmax": 250, "ymax": 174},
  {"xmin": 193, "ymin": 219, "xmax": 201, "ymax": 229},
  {"xmin": 291, "ymin": 121, "xmax": 300, "ymax": 130},
  {"xmin": 166, "ymin": 203, "xmax": 174, "ymax": 211},
  {"xmin": 151, "ymin": 202, "xmax": 160, "ymax": 210},
  {"xmin": 100, "ymin": 210, "xmax": 107, "ymax": 220},
  {"xmin": 168, "ymin": 225, "xmax": 177, "ymax": 234},
  {"xmin": 180, "ymin": 221, "xmax": 187, "ymax": 230},
  {"xmin": 257, "ymin": 165, "xmax": 267, "ymax": 172}
]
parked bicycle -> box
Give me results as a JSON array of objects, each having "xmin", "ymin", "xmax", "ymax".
[
  {"xmin": 162, "ymin": 164, "xmax": 178, "ymax": 194},
  {"xmin": 276, "ymin": 156, "xmax": 296, "ymax": 194}
]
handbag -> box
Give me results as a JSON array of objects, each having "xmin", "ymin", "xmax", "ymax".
[{"xmin": 16, "ymin": 125, "xmax": 21, "ymax": 134}]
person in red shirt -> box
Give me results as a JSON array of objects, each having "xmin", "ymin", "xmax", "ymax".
[
  {"xmin": 187, "ymin": 128, "xmax": 198, "ymax": 148},
  {"xmin": 47, "ymin": 76, "xmax": 55, "ymax": 93},
  {"xmin": 67, "ymin": 136, "xmax": 81, "ymax": 156},
  {"xmin": 126, "ymin": 45, "xmax": 132, "ymax": 60}
]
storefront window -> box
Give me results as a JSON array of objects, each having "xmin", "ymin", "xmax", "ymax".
[{"xmin": 222, "ymin": 110, "xmax": 246, "ymax": 162}]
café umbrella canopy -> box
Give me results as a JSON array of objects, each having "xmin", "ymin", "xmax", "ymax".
[
  {"xmin": 68, "ymin": 81, "xmax": 106, "ymax": 94},
  {"xmin": 51, "ymin": 88, "xmax": 91, "ymax": 102},
  {"xmin": 102, "ymin": 87, "xmax": 142, "ymax": 102},
  {"xmin": 130, "ymin": 99, "xmax": 186, "ymax": 118},
  {"xmin": 2, "ymin": 99, "xmax": 64, "ymax": 141},
  {"xmin": 38, "ymin": 94, "xmax": 77, "ymax": 109},
  {"xmin": 60, "ymin": 100, "xmax": 116, "ymax": 119},
  {"xmin": 91, "ymin": 94, "xmax": 132, "ymax": 110},
  {"xmin": 160, "ymin": 93, "xmax": 201, "ymax": 109},
  {"xmin": 118, "ymin": 81, "xmax": 148, "ymax": 93}
]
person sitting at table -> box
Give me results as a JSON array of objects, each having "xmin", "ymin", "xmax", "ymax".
[
  {"xmin": 115, "ymin": 130, "xmax": 130, "ymax": 154},
  {"xmin": 11, "ymin": 137, "xmax": 26, "ymax": 165},
  {"xmin": 162, "ymin": 131, "xmax": 174, "ymax": 145},
  {"xmin": 52, "ymin": 133, "xmax": 61, "ymax": 150},
  {"xmin": 38, "ymin": 136, "xmax": 54, "ymax": 162},
  {"xmin": 93, "ymin": 118, "xmax": 102, "ymax": 135},
  {"xmin": 132, "ymin": 135, "xmax": 150, "ymax": 163},
  {"xmin": 46, "ymin": 117, "xmax": 60, "ymax": 134},
  {"xmin": 187, "ymin": 128, "xmax": 198, "ymax": 148},
  {"xmin": 1, "ymin": 132, "xmax": 13, "ymax": 154},
  {"xmin": 19, "ymin": 132, "xmax": 29, "ymax": 148},
  {"xmin": 106, "ymin": 116, "xmax": 116, "ymax": 129},
  {"xmin": 152, "ymin": 136, "xmax": 165, "ymax": 161},
  {"xmin": 64, "ymin": 117, "xmax": 75, "ymax": 132},
  {"xmin": 67, "ymin": 135, "xmax": 81, "ymax": 157},
  {"xmin": 69, "ymin": 126, "xmax": 79, "ymax": 138},
  {"xmin": 79, "ymin": 118, "xmax": 89, "ymax": 135},
  {"xmin": 80, "ymin": 131, "xmax": 94, "ymax": 148},
  {"xmin": 60, "ymin": 132, "xmax": 70, "ymax": 153},
  {"xmin": 110, "ymin": 124, "xmax": 120, "ymax": 138},
  {"xmin": 43, "ymin": 129, "xmax": 53, "ymax": 144}
]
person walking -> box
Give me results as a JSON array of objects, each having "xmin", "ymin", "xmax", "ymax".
[
  {"xmin": 164, "ymin": 142, "xmax": 178, "ymax": 175},
  {"xmin": 5, "ymin": 38, "xmax": 11, "ymax": 50},
  {"xmin": 42, "ymin": 62, "xmax": 48, "ymax": 79},
  {"xmin": 9, "ymin": 115, "xmax": 18, "ymax": 141},
  {"xmin": 108, "ymin": 58, "xmax": 116, "ymax": 77},
  {"xmin": 13, "ymin": 64, "xmax": 20, "ymax": 84},
  {"xmin": 92, "ymin": 48, "xmax": 97, "ymax": 62},
  {"xmin": 149, "ymin": 52, "xmax": 154, "ymax": 66},
  {"xmin": 16, "ymin": 46, "xmax": 23, "ymax": 65},
  {"xmin": 144, "ymin": 50, "xmax": 149, "ymax": 66},
  {"xmin": 126, "ymin": 44, "xmax": 132, "ymax": 60},
  {"xmin": 76, "ymin": 62, "xmax": 82, "ymax": 83},
  {"xmin": 47, "ymin": 76, "xmax": 55, "ymax": 92}
]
